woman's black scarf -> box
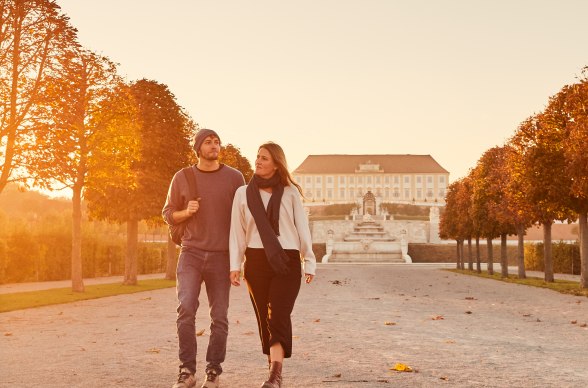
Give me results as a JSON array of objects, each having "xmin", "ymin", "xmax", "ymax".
[{"xmin": 246, "ymin": 173, "xmax": 290, "ymax": 275}]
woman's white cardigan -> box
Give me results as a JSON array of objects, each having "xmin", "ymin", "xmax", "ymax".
[{"xmin": 229, "ymin": 185, "xmax": 317, "ymax": 275}]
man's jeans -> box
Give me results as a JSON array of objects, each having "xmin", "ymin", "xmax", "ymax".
[{"xmin": 176, "ymin": 247, "xmax": 230, "ymax": 374}]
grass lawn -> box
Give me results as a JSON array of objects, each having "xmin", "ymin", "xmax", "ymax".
[
  {"xmin": 0, "ymin": 278, "xmax": 175, "ymax": 313},
  {"xmin": 448, "ymin": 269, "xmax": 588, "ymax": 297}
]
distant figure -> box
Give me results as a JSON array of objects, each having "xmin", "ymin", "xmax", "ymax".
[
  {"xmin": 229, "ymin": 142, "xmax": 316, "ymax": 388},
  {"xmin": 162, "ymin": 129, "xmax": 245, "ymax": 388}
]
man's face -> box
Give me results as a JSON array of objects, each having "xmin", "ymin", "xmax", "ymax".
[{"xmin": 199, "ymin": 135, "xmax": 220, "ymax": 161}]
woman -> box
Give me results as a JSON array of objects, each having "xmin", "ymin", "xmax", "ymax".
[{"xmin": 229, "ymin": 142, "xmax": 316, "ymax": 388}]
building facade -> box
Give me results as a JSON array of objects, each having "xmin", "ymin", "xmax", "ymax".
[{"xmin": 292, "ymin": 154, "xmax": 449, "ymax": 205}]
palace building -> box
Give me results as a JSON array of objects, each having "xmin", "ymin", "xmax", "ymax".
[{"xmin": 292, "ymin": 154, "xmax": 449, "ymax": 205}]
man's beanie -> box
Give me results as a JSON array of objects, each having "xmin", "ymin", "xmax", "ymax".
[{"xmin": 193, "ymin": 129, "xmax": 220, "ymax": 155}]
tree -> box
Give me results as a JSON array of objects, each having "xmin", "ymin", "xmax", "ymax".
[
  {"xmin": 503, "ymin": 141, "xmax": 535, "ymax": 279},
  {"xmin": 85, "ymin": 79, "xmax": 194, "ymax": 285},
  {"xmin": 220, "ymin": 144, "xmax": 253, "ymax": 182},
  {"xmin": 557, "ymin": 75, "xmax": 588, "ymax": 288},
  {"xmin": 440, "ymin": 178, "xmax": 473, "ymax": 269},
  {"xmin": 509, "ymin": 113, "xmax": 575, "ymax": 282},
  {"xmin": 0, "ymin": 0, "xmax": 78, "ymax": 193},
  {"xmin": 29, "ymin": 49, "xmax": 137, "ymax": 292}
]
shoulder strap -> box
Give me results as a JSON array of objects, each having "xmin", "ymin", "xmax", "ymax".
[{"xmin": 182, "ymin": 165, "xmax": 199, "ymax": 201}]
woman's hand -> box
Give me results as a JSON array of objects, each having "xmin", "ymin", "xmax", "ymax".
[
  {"xmin": 230, "ymin": 271, "xmax": 241, "ymax": 286},
  {"xmin": 305, "ymin": 273, "xmax": 314, "ymax": 284}
]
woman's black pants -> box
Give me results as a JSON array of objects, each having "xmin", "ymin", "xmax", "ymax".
[{"xmin": 244, "ymin": 248, "xmax": 302, "ymax": 358}]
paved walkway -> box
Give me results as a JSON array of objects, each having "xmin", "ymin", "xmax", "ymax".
[{"xmin": 1, "ymin": 264, "xmax": 587, "ymax": 387}]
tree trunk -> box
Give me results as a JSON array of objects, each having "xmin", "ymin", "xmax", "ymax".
[
  {"xmin": 455, "ymin": 240, "xmax": 461, "ymax": 269},
  {"xmin": 500, "ymin": 233, "xmax": 508, "ymax": 278},
  {"xmin": 460, "ymin": 241, "xmax": 465, "ymax": 270},
  {"xmin": 467, "ymin": 238, "xmax": 473, "ymax": 271},
  {"xmin": 486, "ymin": 237, "xmax": 494, "ymax": 275},
  {"xmin": 543, "ymin": 221, "xmax": 554, "ymax": 282},
  {"xmin": 579, "ymin": 212, "xmax": 588, "ymax": 289},
  {"xmin": 165, "ymin": 235, "xmax": 177, "ymax": 281},
  {"xmin": 71, "ymin": 184, "xmax": 85, "ymax": 292},
  {"xmin": 124, "ymin": 219, "xmax": 139, "ymax": 285},
  {"xmin": 475, "ymin": 237, "xmax": 481, "ymax": 273},
  {"xmin": 516, "ymin": 224, "xmax": 526, "ymax": 279}
]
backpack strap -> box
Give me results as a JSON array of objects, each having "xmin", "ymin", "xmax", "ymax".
[{"xmin": 182, "ymin": 165, "xmax": 199, "ymax": 202}]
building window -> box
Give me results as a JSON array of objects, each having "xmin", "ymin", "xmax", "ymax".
[
  {"xmin": 439, "ymin": 189, "xmax": 445, "ymax": 198},
  {"xmin": 427, "ymin": 176, "xmax": 433, "ymax": 184},
  {"xmin": 385, "ymin": 188, "xmax": 389, "ymax": 198},
  {"xmin": 339, "ymin": 176, "xmax": 345, "ymax": 185},
  {"xmin": 404, "ymin": 188, "xmax": 410, "ymax": 198},
  {"xmin": 296, "ymin": 176, "xmax": 302, "ymax": 185},
  {"xmin": 340, "ymin": 188, "xmax": 345, "ymax": 198},
  {"xmin": 327, "ymin": 176, "xmax": 333, "ymax": 185},
  {"xmin": 349, "ymin": 188, "xmax": 354, "ymax": 197},
  {"xmin": 385, "ymin": 176, "xmax": 390, "ymax": 184},
  {"xmin": 316, "ymin": 189, "xmax": 321, "ymax": 198},
  {"xmin": 404, "ymin": 176, "xmax": 410, "ymax": 184},
  {"xmin": 367, "ymin": 176, "xmax": 372, "ymax": 184},
  {"xmin": 306, "ymin": 176, "xmax": 311, "ymax": 185},
  {"xmin": 316, "ymin": 176, "xmax": 322, "ymax": 184},
  {"xmin": 349, "ymin": 176, "xmax": 354, "ymax": 184},
  {"xmin": 416, "ymin": 176, "xmax": 422, "ymax": 184},
  {"xmin": 394, "ymin": 176, "xmax": 400, "ymax": 184},
  {"xmin": 426, "ymin": 189, "xmax": 434, "ymax": 197},
  {"xmin": 375, "ymin": 176, "xmax": 380, "ymax": 184},
  {"xmin": 305, "ymin": 190, "xmax": 312, "ymax": 198},
  {"xmin": 393, "ymin": 188, "xmax": 400, "ymax": 198},
  {"xmin": 327, "ymin": 189, "xmax": 333, "ymax": 198},
  {"xmin": 416, "ymin": 188, "xmax": 422, "ymax": 199},
  {"xmin": 439, "ymin": 176, "xmax": 445, "ymax": 184},
  {"xmin": 357, "ymin": 176, "xmax": 363, "ymax": 184}
]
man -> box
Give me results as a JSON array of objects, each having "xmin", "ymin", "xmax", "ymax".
[{"xmin": 163, "ymin": 129, "xmax": 245, "ymax": 388}]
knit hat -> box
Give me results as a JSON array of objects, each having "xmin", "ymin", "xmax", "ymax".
[{"xmin": 193, "ymin": 129, "xmax": 220, "ymax": 156}]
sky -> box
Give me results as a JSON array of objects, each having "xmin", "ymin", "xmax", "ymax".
[{"xmin": 56, "ymin": 0, "xmax": 588, "ymax": 183}]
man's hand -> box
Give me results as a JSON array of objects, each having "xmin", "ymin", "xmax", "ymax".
[{"xmin": 185, "ymin": 198, "xmax": 201, "ymax": 216}]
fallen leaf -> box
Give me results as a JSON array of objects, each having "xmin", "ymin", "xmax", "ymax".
[
  {"xmin": 440, "ymin": 376, "xmax": 448, "ymax": 380},
  {"xmin": 146, "ymin": 348, "xmax": 160, "ymax": 353},
  {"xmin": 465, "ymin": 311, "xmax": 472, "ymax": 314},
  {"xmin": 196, "ymin": 329, "xmax": 205, "ymax": 336},
  {"xmin": 332, "ymin": 373, "xmax": 342, "ymax": 378},
  {"xmin": 571, "ymin": 320, "xmax": 577, "ymax": 324},
  {"xmin": 432, "ymin": 315, "xmax": 444, "ymax": 320},
  {"xmin": 141, "ymin": 297, "xmax": 151, "ymax": 300},
  {"xmin": 4, "ymin": 332, "xmax": 13, "ymax": 336},
  {"xmin": 522, "ymin": 314, "xmax": 531, "ymax": 317},
  {"xmin": 580, "ymin": 323, "xmax": 587, "ymax": 328},
  {"xmin": 390, "ymin": 363, "xmax": 413, "ymax": 372},
  {"xmin": 536, "ymin": 318, "xmax": 542, "ymax": 322},
  {"xmin": 314, "ymin": 319, "xmax": 321, "ymax": 323},
  {"xmin": 384, "ymin": 321, "xmax": 396, "ymax": 326},
  {"xmin": 445, "ymin": 340, "xmax": 455, "ymax": 344},
  {"xmin": 465, "ymin": 297, "xmax": 476, "ymax": 300}
]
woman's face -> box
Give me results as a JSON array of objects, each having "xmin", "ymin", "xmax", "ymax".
[{"xmin": 255, "ymin": 147, "xmax": 277, "ymax": 179}]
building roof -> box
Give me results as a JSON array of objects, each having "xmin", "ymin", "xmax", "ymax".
[{"xmin": 292, "ymin": 154, "xmax": 449, "ymax": 174}]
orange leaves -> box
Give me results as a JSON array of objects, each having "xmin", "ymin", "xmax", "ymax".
[{"xmin": 390, "ymin": 363, "xmax": 413, "ymax": 372}]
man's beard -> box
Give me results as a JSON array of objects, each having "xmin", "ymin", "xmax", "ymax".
[{"xmin": 200, "ymin": 152, "xmax": 219, "ymax": 161}]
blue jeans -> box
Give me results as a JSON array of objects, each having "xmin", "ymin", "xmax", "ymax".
[{"xmin": 176, "ymin": 247, "xmax": 230, "ymax": 374}]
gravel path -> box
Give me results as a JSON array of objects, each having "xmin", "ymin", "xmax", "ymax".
[{"xmin": 1, "ymin": 264, "xmax": 587, "ymax": 387}]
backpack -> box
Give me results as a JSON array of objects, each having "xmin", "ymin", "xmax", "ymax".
[{"xmin": 169, "ymin": 166, "xmax": 198, "ymax": 246}]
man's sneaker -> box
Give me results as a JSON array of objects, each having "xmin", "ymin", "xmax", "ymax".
[
  {"xmin": 172, "ymin": 367, "xmax": 196, "ymax": 388},
  {"xmin": 201, "ymin": 369, "xmax": 220, "ymax": 388}
]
